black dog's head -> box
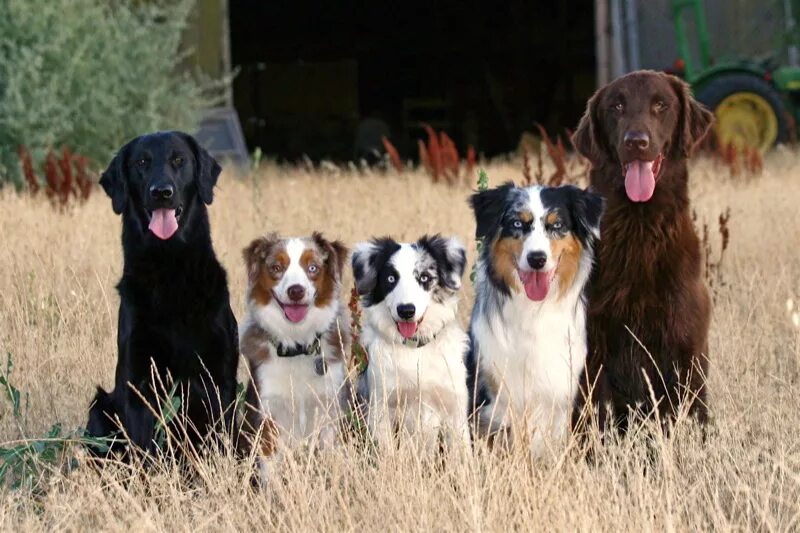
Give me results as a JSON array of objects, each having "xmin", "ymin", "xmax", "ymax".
[{"xmin": 99, "ymin": 131, "xmax": 221, "ymax": 242}]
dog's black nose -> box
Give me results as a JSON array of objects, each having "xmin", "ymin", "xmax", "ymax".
[
  {"xmin": 397, "ymin": 304, "xmax": 416, "ymax": 320},
  {"xmin": 527, "ymin": 251, "xmax": 547, "ymax": 270},
  {"xmin": 624, "ymin": 131, "xmax": 650, "ymax": 151},
  {"xmin": 287, "ymin": 284, "xmax": 306, "ymax": 302},
  {"xmin": 149, "ymin": 184, "xmax": 174, "ymax": 200}
]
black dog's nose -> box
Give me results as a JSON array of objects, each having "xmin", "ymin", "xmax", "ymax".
[
  {"xmin": 149, "ymin": 184, "xmax": 174, "ymax": 200},
  {"xmin": 624, "ymin": 131, "xmax": 650, "ymax": 151},
  {"xmin": 527, "ymin": 251, "xmax": 547, "ymax": 270},
  {"xmin": 287, "ymin": 284, "xmax": 306, "ymax": 302},
  {"xmin": 397, "ymin": 304, "xmax": 416, "ymax": 320}
]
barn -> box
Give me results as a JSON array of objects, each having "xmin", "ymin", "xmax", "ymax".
[{"xmin": 187, "ymin": 0, "xmax": 784, "ymax": 162}]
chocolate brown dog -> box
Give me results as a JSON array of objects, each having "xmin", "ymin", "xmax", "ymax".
[{"xmin": 572, "ymin": 70, "xmax": 714, "ymax": 434}]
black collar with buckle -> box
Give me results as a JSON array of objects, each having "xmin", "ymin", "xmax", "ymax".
[
  {"xmin": 274, "ymin": 334, "xmax": 322, "ymax": 358},
  {"xmin": 401, "ymin": 336, "xmax": 431, "ymax": 349}
]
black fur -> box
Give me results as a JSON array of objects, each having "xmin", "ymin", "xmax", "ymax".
[
  {"xmin": 86, "ymin": 132, "xmax": 238, "ymax": 457},
  {"xmin": 352, "ymin": 237, "xmax": 402, "ymax": 306}
]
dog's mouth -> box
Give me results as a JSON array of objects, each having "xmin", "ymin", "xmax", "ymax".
[
  {"xmin": 147, "ymin": 206, "xmax": 183, "ymax": 240},
  {"xmin": 622, "ymin": 155, "xmax": 663, "ymax": 203},
  {"xmin": 275, "ymin": 297, "xmax": 309, "ymax": 324},
  {"xmin": 518, "ymin": 269, "xmax": 556, "ymax": 301},
  {"xmin": 396, "ymin": 319, "xmax": 422, "ymax": 339}
]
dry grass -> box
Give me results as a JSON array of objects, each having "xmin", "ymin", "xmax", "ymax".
[{"xmin": 1, "ymin": 150, "xmax": 799, "ymax": 531}]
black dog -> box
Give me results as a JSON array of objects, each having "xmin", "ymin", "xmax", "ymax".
[{"xmin": 86, "ymin": 131, "xmax": 239, "ymax": 456}]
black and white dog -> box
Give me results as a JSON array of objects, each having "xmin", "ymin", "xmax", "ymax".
[
  {"xmin": 353, "ymin": 235, "xmax": 470, "ymax": 451},
  {"xmin": 467, "ymin": 183, "xmax": 603, "ymax": 455}
]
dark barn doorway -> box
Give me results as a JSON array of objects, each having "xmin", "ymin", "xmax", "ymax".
[{"xmin": 230, "ymin": 1, "xmax": 595, "ymax": 162}]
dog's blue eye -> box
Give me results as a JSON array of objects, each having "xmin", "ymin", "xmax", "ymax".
[
  {"xmin": 308, "ymin": 264, "xmax": 319, "ymax": 274},
  {"xmin": 552, "ymin": 221, "xmax": 563, "ymax": 230},
  {"xmin": 513, "ymin": 221, "xmax": 523, "ymax": 229},
  {"xmin": 420, "ymin": 274, "xmax": 430, "ymax": 283},
  {"xmin": 387, "ymin": 275, "xmax": 396, "ymax": 283}
]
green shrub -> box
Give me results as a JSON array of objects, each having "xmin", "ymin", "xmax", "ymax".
[{"xmin": 0, "ymin": 0, "xmax": 221, "ymax": 186}]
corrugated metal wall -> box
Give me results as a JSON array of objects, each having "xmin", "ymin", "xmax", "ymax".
[
  {"xmin": 596, "ymin": 0, "xmax": 791, "ymax": 84},
  {"xmin": 636, "ymin": 0, "xmax": 786, "ymax": 70}
]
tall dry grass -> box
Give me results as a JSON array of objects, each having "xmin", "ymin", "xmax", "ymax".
[{"xmin": 0, "ymin": 150, "xmax": 799, "ymax": 531}]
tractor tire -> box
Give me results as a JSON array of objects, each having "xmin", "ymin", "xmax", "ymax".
[{"xmin": 695, "ymin": 73, "xmax": 789, "ymax": 151}]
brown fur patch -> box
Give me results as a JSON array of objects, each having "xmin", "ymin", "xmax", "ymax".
[
  {"xmin": 545, "ymin": 212, "xmax": 559, "ymax": 225},
  {"xmin": 240, "ymin": 322, "xmax": 272, "ymax": 364},
  {"xmin": 490, "ymin": 236, "xmax": 522, "ymax": 292},
  {"xmin": 259, "ymin": 416, "xmax": 279, "ymax": 457},
  {"xmin": 309, "ymin": 233, "xmax": 349, "ymax": 309},
  {"xmin": 243, "ymin": 235, "xmax": 289, "ymax": 306},
  {"xmin": 518, "ymin": 210, "xmax": 534, "ymax": 224},
  {"xmin": 550, "ymin": 233, "xmax": 582, "ymax": 299}
]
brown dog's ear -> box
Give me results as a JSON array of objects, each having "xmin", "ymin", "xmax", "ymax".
[
  {"xmin": 572, "ymin": 86, "xmax": 609, "ymax": 166},
  {"xmin": 669, "ymin": 75, "xmax": 714, "ymax": 157},
  {"xmin": 312, "ymin": 232, "xmax": 349, "ymax": 282},
  {"xmin": 242, "ymin": 234, "xmax": 279, "ymax": 285}
]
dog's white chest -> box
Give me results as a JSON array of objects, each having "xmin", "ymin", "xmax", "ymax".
[
  {"xmin": 253, "ymin": 348, "xmax": 345, "ymax": 442},
  {"xmin": 475, "ymin": 295, "xmax": 587, "ymax": 446}
]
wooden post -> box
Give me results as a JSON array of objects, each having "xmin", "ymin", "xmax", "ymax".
[
  {"xmin": 595, "ymin": 0, "xmax": 610, "ymax": 87},
  {"xmin": 625, "ymin": 0, "xmax": 640, "ymax": 72},
  {"xmin": 610, "ymin": 0, "xmax": 626, "ymax": 78}
]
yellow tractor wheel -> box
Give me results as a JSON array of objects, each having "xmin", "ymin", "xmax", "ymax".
[{"xmin": 696, "ymin": 73, "xmax": 789, "ymax": 153}]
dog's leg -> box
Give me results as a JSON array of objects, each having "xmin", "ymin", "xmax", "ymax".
[{"xmin": 367, "ymin": 403, "xmax": 395, "ymax": 452}]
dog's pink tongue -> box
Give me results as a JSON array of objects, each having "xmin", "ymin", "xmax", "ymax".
[
  {"xmin": 624, "ymin": 160, "xmax": 656, "ymax": 202},
  {"xmin": 283, "ymin": 304, "xmax": 309, "ymax": 323},
  {"xmin": 148, "ymin": 208, "xmax": 179, "ymax": 240},
  {"xmin": 397, "ymin": 321, "xmax": 418, "ymax": 339},
  {"xmin": 520, "ymin": 271, "xmax": 550, "ymax": 301}
]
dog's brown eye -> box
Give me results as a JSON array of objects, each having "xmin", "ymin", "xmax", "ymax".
[
  {"xmin": 271, "ymin": 264, "xmax": 283, "ymax": 273},
  {"xmin": 136, "ymin": 158, "xmax": 147, "ymax": 167},
  {"xmin": 613, "ymin": 103, "xmax": 624, "ymax": 112},
  {"xmin": 654, "ymin": 101, "xmax": 668, "ymax": 112},
  {"xmin": 172, "ymin": 156, "xmax": 184, "ymax": 166}
]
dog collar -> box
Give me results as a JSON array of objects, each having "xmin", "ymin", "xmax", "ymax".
[
  {"xmin": 401, "ymin": 337, "xmax": 429, "ymax": 348},
  {"xmin": 275, "ymin": 334, "xmax": 322, "ymax": 358}
]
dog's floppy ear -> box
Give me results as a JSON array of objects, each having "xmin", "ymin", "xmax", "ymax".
[
  {"xmin": 572, "ymin": 86, "xmax": 609, "ymax": 166},
  {"xmin": 177, "ymin": 132, "xmax": 222, "ymax": 205},
  {"xmin": 351, "ymin": 238, "xmax": 398, "ymax": 298},
  {"xmin": 669, "ymin": 75, "xmax": 714, "ymax": 157},
  {"xmin": 469, "ymin": 181, "xmax": 514, "ymax": 240},
  {"xmin": 312, "ymin": 232, "xmax": 349, "ymax": 282},
  {"xmin": 566, "ymin": 185, "xmax": 604, "ymax": 244},
  {"xmin": 99, "ymin": 138, "xmax": 136, "ymax": 215},
  {"xmin": 242, "ymin": 234, "xmax": 279, "ymax": 285},
  {"xmin": 418, "ymin": 235, "xmax": 467, "ymax": 291}
]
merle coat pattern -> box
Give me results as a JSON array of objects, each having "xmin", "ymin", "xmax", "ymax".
[
  {"xmin": 571, "ymin": 71, "xmax": 714, "ymax": 434},
  {"xmin": 86, "ymin": 132, "xmax": 239, "ymax": 455}
]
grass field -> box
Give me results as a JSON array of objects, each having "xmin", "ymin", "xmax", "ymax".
[{"xmin": 1, "ymin": 151, "xmax": 799, "ymax": 531}]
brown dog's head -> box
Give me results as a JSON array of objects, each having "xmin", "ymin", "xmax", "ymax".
[
  {"xmin": 572, "ymin": 70, "xmax": 713, "ymax": 202},
  {"xmin": 242, "ymin": 233, "xmax": 348, "ymax": 329}
]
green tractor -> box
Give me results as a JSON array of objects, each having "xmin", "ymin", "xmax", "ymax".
[{"xmin": 672, "ymin": 0, "xmax": 800, "ymax": 151}]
